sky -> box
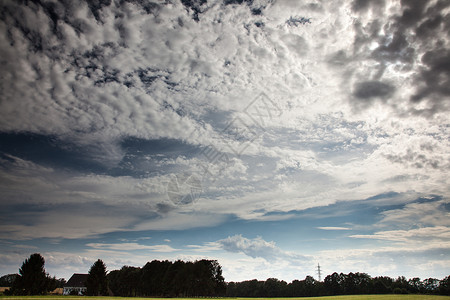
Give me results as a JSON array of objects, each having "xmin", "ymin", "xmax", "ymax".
[{"xmin": 0, "ymin": 0, "xmax": 449, "ymax": 283}]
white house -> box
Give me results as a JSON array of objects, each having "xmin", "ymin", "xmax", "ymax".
[{"xmin": 63, "ymin": 273, "xmax": 88, "ymax": 295}]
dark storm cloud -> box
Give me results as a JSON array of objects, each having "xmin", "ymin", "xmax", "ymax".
[
  {"xmin": 411, "ymin": 48, "xmax": 450, "ymax": 107},
  {"xmin": 351, "ymin": 81, "xmax": 395, "ymax": 111},
  {"xmin": 392, "ymin": 0, "xmax": 450, "ymax": 113},
  {"xmin": 0, "ymin": 133, "xmax": 108, "ymax": 174},
  {"xmin": 116, "ymin": 137, "xmax": 201, "ymax": 177},
  {"xmin": 120, "ymin": 137, "xmax": 198, "ymax": 158},
  {"xmin": 351, "ymin": 0, "xmax": 385, "ymax": 12},
  {"xmin": 353, "ymin": 81, "xmax": 395, "ymax": 99},
  {"xmin": 384, "ymin": 149, "xmax": 445, "ymax": 170},
  {"xmin": 0, "ymin": 133, "xmax": 199, "ymax": 177},
  {"xmin": 349, "ymin": 0, "xmax": 450, "ymax": 116},
  {"xmin": 0, "ymin": 200, "xmax": 158, "ymax": 239}
]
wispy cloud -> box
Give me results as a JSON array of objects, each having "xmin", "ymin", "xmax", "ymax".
[
  {"xmin": 317, "ymin": 227, "xmax": 352, "ymax": 231},
  {"xmin": 379, "ymin": 199, "xmax": 450, "ymax": 228},
  {"xmin": 86, "ymin": 242, "xmax": 179, "ymax": 252},
  {"xmin": 186, "ymin": 242, "xmax": 222, "ymax": 252},
  {"xmin": 350, "ymin": 226, "xmax": 450, "ymax": 244}
]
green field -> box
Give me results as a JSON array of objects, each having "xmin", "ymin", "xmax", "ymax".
[{"xmin": 1, "ymin": 296, "xmax": 450, "ymax": 300}]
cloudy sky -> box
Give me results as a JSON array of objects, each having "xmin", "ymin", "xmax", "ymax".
[{"xmin": 0, "ymin": 0, "xmax": 449, "ymax": 282}]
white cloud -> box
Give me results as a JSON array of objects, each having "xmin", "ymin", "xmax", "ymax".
[
  {"xmin": 186, "ymin": 242, "xmax": 222, "ymax": 252},
  {"xmin": 350, "ymin": 226, "xmax": 450, "ymax": 244},
  {"xmin": 317, "ymin": 227, "xmax": 352, "ymax": 231},
  {"xmin": 219, "ymin": 255, "xmax": 314, "ymax": 282},
  {"xmin": 216, "ymin": 234, "xmax": 310, "ymax": 264},
  {"xmin": 134, "ymin": 211, "xmax": 227, "ymax": 231},
  {"xmin": 1, "ymin": 0, "xmax": 448, "ymax": 206},
  {"xmin": 379, "ymin": 199, "xmax": 450, "ymax": 228}
]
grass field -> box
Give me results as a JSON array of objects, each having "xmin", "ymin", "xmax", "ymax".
[{"xmin": 1, "ymin": 295, "xmax": 450, "ymax": 300}]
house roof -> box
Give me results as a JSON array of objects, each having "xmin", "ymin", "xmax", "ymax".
[{"xmin": 64, "ymin": 273, "xmax": 89, "ymax": 288}]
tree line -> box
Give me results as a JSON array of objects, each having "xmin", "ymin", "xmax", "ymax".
[
  {"xmin": 1, "ymin": 253, "xmax": 449, "ymax": 296},
  {"xmin": 226, "ymin": 273, "xmax": 450, "ymax": 297},
  {"xmin": 108, "ymin": 259, "xmax": 226, "ymax": 297},
  {"xmin": 1, "ymin": 253, "xmax": 226, "ymax": 297}
]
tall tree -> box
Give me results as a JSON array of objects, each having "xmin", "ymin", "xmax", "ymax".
[
  {"xmin": 86, "ymin": 259, "xmax": 108, "ymax": 296},
  {"xmin": 192, "ymin": 260, "xmax": 226, "ymax": 296},
  {"xmin": 10, "ymin": 253, "xmax": 52, "ymax": 295}
]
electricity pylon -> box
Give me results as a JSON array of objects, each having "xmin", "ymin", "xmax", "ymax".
[{"xmin": 316, "ymin": 263, "xmax": 322, "ymax": 282}]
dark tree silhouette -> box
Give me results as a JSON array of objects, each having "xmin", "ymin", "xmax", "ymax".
[
  {"xmin": 86, "ymin": 259, "xmax": 108, "ymax": 296},
  {"xmin": 0, "ymin": 274, "xmax": 18, "ymax": 287},
  {"xmin": 108, "ymin": 266, "xmax": 140, "ymax": 297},
  {"xmin": 439, "ymin": 275, "xmax": 450, "ymax": 295},
  {"xmin": 106, "ymin": 259, "xmax": 226, "ymax": 297},
  {"xmin": 9, "ymin": 253, "xmax": 53, "ymax": 295},
  {"xmin": 324, "ymin": 272, "xmax": 344, "ymax": 295},
  {"xmin": 226, "ymin": 272, "xmax": 450, "ymax": 297}
]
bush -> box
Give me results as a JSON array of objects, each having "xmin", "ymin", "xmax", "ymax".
[
  {"xmin": 69, "ymin": 289, "xmax": 79, "ymax": 295},
  {"xmin": 393, "ymin": 287, "xmax": 408, "ymax": 294}
]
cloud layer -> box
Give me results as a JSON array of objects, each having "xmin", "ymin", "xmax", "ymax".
[{"xmin": 0, "ymin": 0, "xmax": 449, "ymax": 282}]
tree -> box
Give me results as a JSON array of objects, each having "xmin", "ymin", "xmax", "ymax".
[
  {"xmin": 191, "ymin": 259, "xmax": 226, "ymax": 296},
  {"xmin": 162, "ymin": 260, "xmax": 186, "ymax": 297},
  {"xmin": 107, "ymin": 270, "xmax": 121, "ymax": 296},
  {"xmin": 303, "ymin": 275, "xmax": 320, "ymax": 296},
  {"xmin": 55, "ymin": 278, "xmax": 66, "ymax": 288},
  {"xmin": 86, "ymin": 259, "xmax": 108, "ymax": 296},
  {"xmin": 140, "ymin": 260, "xmax": 171, "ymax": 296},
  {"xmin": 408, "ymin": 277, "xmax": 423, "ymax": 294},
  {"xmin": 423, "ymin": 278, "xmax": 439, "ymax": 294},
  {"xmin": 224, "ymin": 272, "xmax": 450, "ymax": 297},
  {"xmin": 0, "ymin": 274, "xmax": 18, "ymax": 287},
  {"xmin": 264, "ymin": 278, "xmax": 287, "ymax": 297},
  {"xmin": 439, "ymin": 275, "xmax": 450, "ymax": 296},
  {"xmin": 371, "ymin": 278, "xmax": 390, "ymax": 294},
  {"xmin": 324, "ymin": 272, "xmax": 344, "ymax": 295},
  {"xmin": 9, "ymin": 253, "xmax": 53, "ymax": 295},
  {"xmin": 108, "ymin": 266, "xmax": 140, "ymax": 297},
  {"xmin": 350, "ymin": 272, "xmax": 371, "ymax": 294},
  {"xmin": 209, "ymin": 259, "xmax": 226, "ymax": 296},
  {"xmin": 372, "ymin": 276, "xmax": 393, "ymax": 294}
]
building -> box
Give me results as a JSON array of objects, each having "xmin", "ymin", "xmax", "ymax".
[{"xmin": 63, "ymin": 273, "xmax": 89, "ymax": 295}]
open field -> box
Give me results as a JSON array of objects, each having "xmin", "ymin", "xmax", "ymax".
[{"xmin": 1, "ymin": 296, "xmax": 450, "ymax": 300}]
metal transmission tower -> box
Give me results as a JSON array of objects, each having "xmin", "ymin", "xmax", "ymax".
[{"xmin": 316, "ymin": 263, "xmax": 322, "ymax": 282}]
